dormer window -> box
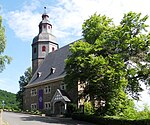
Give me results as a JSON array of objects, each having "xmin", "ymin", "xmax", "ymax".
[
  {"xmin": 50, "ymin": 67, "xmax": 56, "ymax": 74},
  {"xmin": 42, "ymin": 46, "xmax": 46, "ymax": 52},
  {"xmin": 37, "ymin": 72, "xmax": 42, "ymax": 78}
]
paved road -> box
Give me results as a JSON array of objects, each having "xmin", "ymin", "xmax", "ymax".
[{"xmin": 3, "ymin": 112, "xmax": 95, "ymax": 125}]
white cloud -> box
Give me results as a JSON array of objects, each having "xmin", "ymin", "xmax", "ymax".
[
  {"xmin": 4, "ymin": 0, "xmax": 150, "ymax": 45},
  {"xmin": 22, "ymin": 0, "xmax": 41, "ymax": 12},
  {"xmin": 6, "ymin": 11, "xmax": 40, "ymax": 41},
  {"xmin": 4, "ymin": 0, "xmax": 41, "ymax": 42}
]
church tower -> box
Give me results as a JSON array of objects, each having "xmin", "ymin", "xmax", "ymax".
[{"xmin": 32, "ymin": 7, "xmax": 58, "ymax": 75}]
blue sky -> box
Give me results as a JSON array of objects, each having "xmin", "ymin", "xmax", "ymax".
[{"xmin": 0, "ymin": 0, "xmax": 150, "ymax": 107}]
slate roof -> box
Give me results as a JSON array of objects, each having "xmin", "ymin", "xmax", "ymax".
[
  {"xmin": 32, "ymin": 33, "xmax": 57, "ymax": 44},
  {"xmin": 27, "ymin": 43, "xmax": 71, "ymax": 87}
]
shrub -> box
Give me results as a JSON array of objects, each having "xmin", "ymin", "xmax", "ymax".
[
  {"xmin": 84, "ymin": 102, "xmax": 94, "ymax": 115},
  {"xmin": 67, "ymin": 103, "xmax": 77, "ymax": 114},
  {"xmin": 72, "ymin": 113, "xmax": 150, "ymax": 125},
  {"xmin": 41, "ymin": 109, "xmax": 52, "ymax": 116}
]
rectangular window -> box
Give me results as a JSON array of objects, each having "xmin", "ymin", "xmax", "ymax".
[
  {"xmin": 44, "ymin": 85, "xmax": 51, "ymax": 94},
  {"xmin": 60, "ymin": 83, "xmax": 66, "ymax": 90},
  {"xmin": 31, "ymin": 88, "xmax": 37, "ymax": 96},
  {"xmin": 44, "ymin": 102, "xmax": 51, "ymax": 109},
  {"xmin": 31, "ymin": 103, "xmax": 37, "ymax": 110}
]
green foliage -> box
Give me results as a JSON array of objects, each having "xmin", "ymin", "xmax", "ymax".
[
  {"xmin": 67, "ymin": 103, "xmax": 77, "ymax": 114},
  {"xmin": 131, "ymin": 104, "xmax": 150, "ymax": 120},
  {"xmin": 84, "ymin": 101, "xmax": 94, "ymax": 115},
  {"xmin": 41, "ymin": 109, "xmax": 51, "ymax": 116},
  {"xmin": 0, "ymin": 16, "xmax": 12, "ymax": 73},
  {"xmin": 65, "ymin": 12, "xmax": 150, "ymax": 116},
  {"xmin": 104, "ymin": 92, "xmax": 137, "ymax": 117},
  {"xmin": 72, "ymin": 113, "xmax": 150, "ymax": 125},
  {"xmin": 31, "ymin": 110, "xmax": 41, "ymax": 115},
  {"xmin": 0, "ymin": 89, "xmax": 19, "ymax": 110},
  {"xmin": 16, "ymin": 67, "xmax": 32, "ymax": 110},
  {"xmin": 82, "ymin": 13, "xmax": 113, "ymax": 44}
]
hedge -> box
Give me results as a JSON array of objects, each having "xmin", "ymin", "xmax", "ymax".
[{"xmin": 72, "ymin": 113, "xmax": 150, "ymax": 125}]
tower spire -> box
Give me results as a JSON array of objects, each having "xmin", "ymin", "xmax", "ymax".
[
  {"xmin": 44, "ymin": 7, "xmax": 47, "ymax": 14},
  {"xmin": 31, "ymin": 8, "xmax": 58, "ymax": 75},
  {"xmin": 42, "ymin": 6, "xmax": 49, "ymax": 20}
]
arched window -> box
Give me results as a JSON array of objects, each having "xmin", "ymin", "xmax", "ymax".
[
  {"xmin": 52, "ymin": 47, "xmax": 55, "ymax": 51},
  {"xmin": 42, "ymin": 46, "xmax": 46, "ymax": 52}
]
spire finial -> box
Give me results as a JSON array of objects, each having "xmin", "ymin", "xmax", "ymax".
[
  {"xmin": 44, "ymin": 7, "xmax": 47, "ymax": 14},
  {"xmin": 42, "ymin": 7, "xmax": 49, "ymax": 19}
]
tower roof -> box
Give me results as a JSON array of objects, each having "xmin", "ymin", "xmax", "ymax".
[
  {"xmin": 32, "ymin": 34, "xmax": 57, "ymax": 45},
  {"xmin": 42, "ymin": 13, "xmax": 49, "ymax": 20},
  {"xmin": 32, "ymin": 7, "xmax": 57, "ymax": 45}
]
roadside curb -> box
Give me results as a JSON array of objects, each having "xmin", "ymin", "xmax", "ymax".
[{"xmin": 0, "ymin": 109, "xmax": 3, "ymax": 125}]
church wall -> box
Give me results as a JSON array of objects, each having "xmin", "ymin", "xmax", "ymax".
[
  {"xmin": 23, "ymin": 79, "xmax": 79, "ymax": 113},
  {"xmin": 38, "ymin": 42, "xmax": 49, "ymax": 57},
  {"xmin": 49, "ymin": 43, "xmax": 58, "ymax": 52},
  {"xmin": 24, "ymin": 11, "xmax": 81, "ymax": 114},
  {"xmin": 68, "ymin": 86, "xmax": 78, "ymax": 104},
  {"xmin": 32, "ymin": 59, "xmax": 44, "ymax": 75},
  {"xmin": 32, "ymin": 44, "xmax": 38, "ymax": 60},
  {"xmin": 23, "ymin": 80, "xmax": 64, "ymax": 111},
  {"xmin": 23, "ymin": 88, "xmax": 38, "ymax": 111}
]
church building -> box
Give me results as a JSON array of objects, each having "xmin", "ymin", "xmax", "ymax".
[{"xmin": 23, "ymin": 10, "xmax": 83, "ymax": 115}]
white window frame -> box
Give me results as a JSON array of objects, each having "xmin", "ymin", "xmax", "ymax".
[
  {"xmin": 31, "ymin": 103, "xmax": 37, "ymax": 110},
  {"xmin": 44, "ymin": 102, "xmax": 51, "ymax": 109},
  {"xmin": 44, "ymin": 85, "xmax": 51, "ymax": 94},
  {"xmin": 31, "ymin": 88, "xmax": 37, "ymax": 96}
]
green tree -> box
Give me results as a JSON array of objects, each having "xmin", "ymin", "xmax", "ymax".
[
  {"xmin": 65, "ymin": 12, "xmax": 150, "ymax": 116},
  {"xmin": 0, "ymin": 89, "xmax": 19, "ymax": 110},
  {"xmin": 0, "ymin": 16, "xmax": 12, "ymax": 72},
  {"xmin": 16, "ymin": 67, "xmax": 32, "ymax": 110}
]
